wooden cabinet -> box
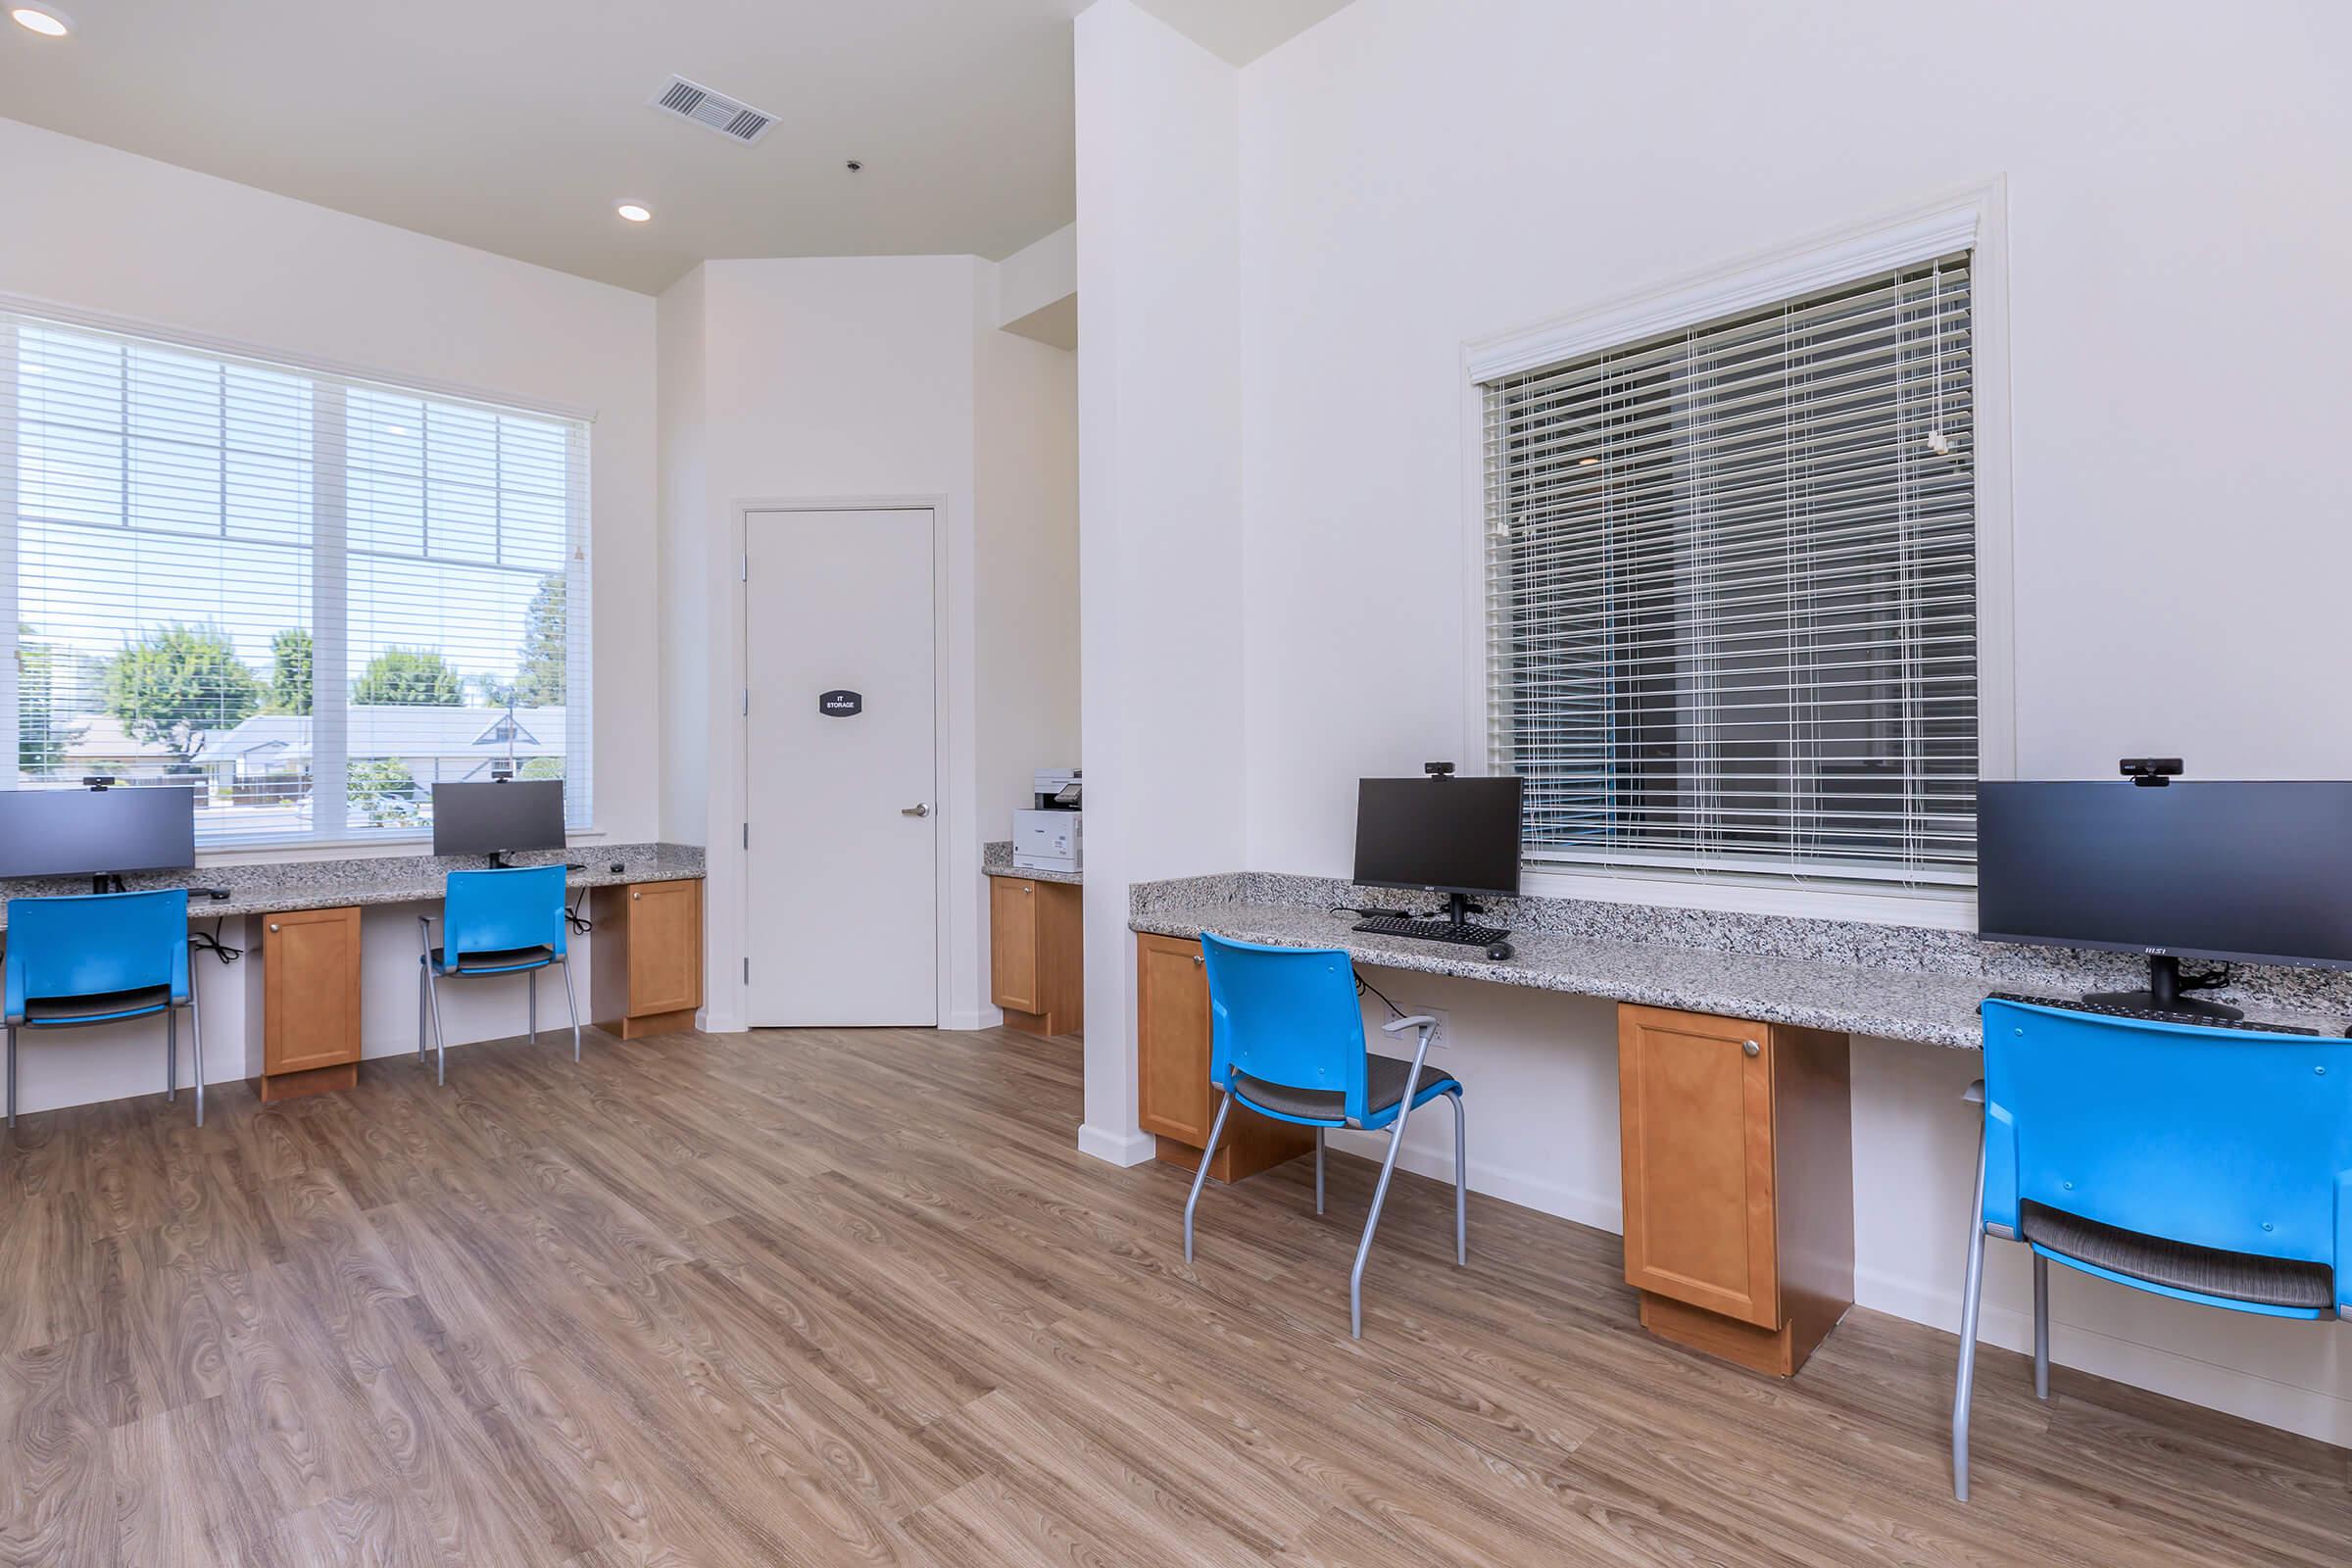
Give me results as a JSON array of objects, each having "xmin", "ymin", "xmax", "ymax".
[
  {"xmin": 259, "ymin": 905, "xmax": 363, "ymax": 1102},
  {"xmin": 1135, "ymin": 933, "xmax": 1312, "ymax": 1183},
  {"xmin": 1617, "ymin": 1003, "xmax": 1853, "ymax": 1376},
  {"xmin": 990, "ymin": 876, "xmax": 1083, "ymax": 1036},
  {"xmin": 590, "ymin": 878, "xmax": 704, "ymax": 1039}
]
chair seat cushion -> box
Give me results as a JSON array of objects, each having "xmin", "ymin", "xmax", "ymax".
[
  {"xmin": 24, "ymin": 985, "xmax": 174, "ymax": 1024},
  {"xmin": 1235, "ymin": 1054, "xmax": 1462, "ymax": 1127},
  {"xmin": 431, "ymin": 945, "xmax": 556, "ymax": 974},
  {"xmin": 2020, "ymin": 1200, "xmax": 2335, "ymax": 1311}
]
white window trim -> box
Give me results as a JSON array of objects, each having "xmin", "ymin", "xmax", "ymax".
[
  {"xmin": 1, "ymin": 292, "xmax": 601, "ymax": 854},
  {"xmin": 1456, "ymin": 178, "xmax": 2017, "ymax": 926}
]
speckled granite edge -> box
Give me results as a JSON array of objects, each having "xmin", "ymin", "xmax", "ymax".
[
  {"xmin": 982, "ymin": 840, "xmax": 1081, "ymax": 887},
  {"xmin": 0, "ymin": 842, "xmax": 705, "ymax": 931},
  {"xmin": 1127, "ymin": 870, "xmax": 2352, "ymax": 1048}
]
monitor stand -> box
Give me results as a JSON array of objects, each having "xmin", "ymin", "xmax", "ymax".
[
  {"xmin": 2085, "ymin": 955, "xmax": 2242, "ymax": 1021},
  {"xmin": 1436, "ymin": 892, "xmax": 1488, "ymax": 935},
  {"xmin": 485, "ymin": 851, "xmax": 515, "ymax": 869}
]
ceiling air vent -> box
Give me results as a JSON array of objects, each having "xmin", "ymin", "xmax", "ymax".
[{"xmin": 649, "ymin": 74, "xmax": 777, "ymax": 146}]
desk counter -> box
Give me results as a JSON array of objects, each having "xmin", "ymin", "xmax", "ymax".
[
  {"xmin": 0, "ymin": 842, "xmax": 705, "ymax": 932},
  {"xmin": 1127, "ymin": 872, "xmax": 2350, "ymax": 1048}
]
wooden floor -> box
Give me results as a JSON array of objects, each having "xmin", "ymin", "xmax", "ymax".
[{"xmin": 2, "ymin": 1024, "xmax": 2345, "ymax": 1567}]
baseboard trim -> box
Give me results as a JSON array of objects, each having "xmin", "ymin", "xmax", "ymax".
[
  {"xmin": 1855, "ymin": 1263, "xmax": 2352, "ymax": 1448},
  {"xmin": 1323, "ymin": 1129, "xmax": 1620, "ymax": 1234},
  {"xmin": 1077, "ymin": 1123, "xmax": 1158, "ymax": 1167}
]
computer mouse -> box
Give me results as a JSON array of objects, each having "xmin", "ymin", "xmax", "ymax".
[{"xmin": 1485, "ymin": 940, "xmax": 1514, "ymax": 961}]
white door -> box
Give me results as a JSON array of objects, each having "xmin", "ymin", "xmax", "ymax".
[{"xmin": 744, "ymin": 509, "xmax": 938, "ymax": 1025}]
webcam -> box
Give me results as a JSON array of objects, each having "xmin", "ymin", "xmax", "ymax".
[
  {"xmin": 1425, "ymin": 761, "xmax": 1455, "ymax": 778},
  {"xmin": 2120, "ymin": 758, "xmax": 2182, "ymax": 788}
]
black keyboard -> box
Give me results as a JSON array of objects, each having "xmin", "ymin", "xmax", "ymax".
[
  {"xmin": 1984, "ymin": 991, "xmax": 2321, "ymax": 1036},
  {"xmin": 1352, "ymin": 914, "xmax": 1508, "ymax": 948}
]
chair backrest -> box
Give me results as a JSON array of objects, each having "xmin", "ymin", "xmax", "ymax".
[
  {"xmin": 4, "ymin": 889, "xmax": 191, "ymax": 1019},
  {"xmin": 442, "ymin": 865, "xmax": 567, "ymax": 963},
  {"xmin": 1981, "ymin": 997, "xmax": 2352, "ymax": 1294},
  {"xmin": 1200, "ymin": 932, "xmax": 1367, "ymax": 1122}
]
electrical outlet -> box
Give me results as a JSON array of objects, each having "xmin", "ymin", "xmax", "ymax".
[{"xmin": 1409, "ymin": 1004, "xmax": 1452, "ymax": 1050}]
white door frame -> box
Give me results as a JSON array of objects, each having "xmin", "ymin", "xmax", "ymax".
[{"xmin": 732, "ymin": 495, "xmax": 966, "ymax": 1031}]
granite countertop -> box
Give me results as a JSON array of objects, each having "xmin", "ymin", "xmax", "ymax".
[
  {"xmin": 1129, "ymin": 877, "xmax": 2350, "ymax": 1050},
  {"xmin": 982, "ymin": 840, "xmax": 1081, "ymax": 887},
  {"xmin": 0, "ymin": 842, "xmax": 705, "ymax": 932}
]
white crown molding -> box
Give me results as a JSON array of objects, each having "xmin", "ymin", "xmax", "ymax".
[{"xmin": 1465, "ymin": 185, "xmax": 1990, "ymax": 383}]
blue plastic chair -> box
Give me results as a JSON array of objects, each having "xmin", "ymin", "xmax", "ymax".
[
  {"xmin": 416, "ymin": 865, "xmax": 578, "ymax": 1084},
  {"xmin": 4, "ymin": 890, "xmax": 200, "ymax": 1127},
  {"xmin": 1182, "ymin": 932, "xmax": 1467, "ymax": 1338},
  {"xmin": 1953, "ymin": 996, "xmax": 2352, "ymax": 1499}
]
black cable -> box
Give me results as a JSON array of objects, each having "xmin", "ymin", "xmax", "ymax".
[
  {"xmin": 188, "ymin": 921, "xmax": 243, "ymax": 965},
  {"xmin": 565, "ymin": 891, "xmax": 593, "ymax": 936},
  {"xmin": 2177, "ymin": 961, "xmax": 2235, "ymax": 993},
  {"xmin": 1354, "ymin": 968, "xmax": 1406, "ymax": 1020}
]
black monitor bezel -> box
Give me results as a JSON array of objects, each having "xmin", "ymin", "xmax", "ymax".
[
  {"xmin": 1351, "ymin": 775, "xmax": 1525, "ymax": 900},
  {"xmin": 1974, "ymin": 780, "xmax": 2352, "ymax": 973},
  {"xmin": 429, "ymin": 779, "xmax": 567, "ymax": 858},
  {"xmin": 0, "ymin": 784, "xmax": 198, "ymax": 879}
]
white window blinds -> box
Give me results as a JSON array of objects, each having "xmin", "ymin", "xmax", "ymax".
[
  {"xmin": 1, "ymin": 310, "xmax": 592, "ymax": 847},
  {"xmin": 1484, "ymin": 254, "xmax": 1975, "ymax": 887}
]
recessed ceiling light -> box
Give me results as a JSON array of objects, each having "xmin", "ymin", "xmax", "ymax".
[
  {"xmin": 10, "ymin": 5, "xmax": 73, "ymax": 36},
  {"xmin": 614, "ymin": 201, "xmax": 652, "ymax": 223}
]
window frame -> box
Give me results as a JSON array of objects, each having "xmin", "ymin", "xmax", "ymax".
[
  {"xmin": 0, "ymin": 293, "xmax": 598, "ymax": 858},
  {"xmin": 1456, "ymin": 184, "xmax": 2014, "ymax": 925}
]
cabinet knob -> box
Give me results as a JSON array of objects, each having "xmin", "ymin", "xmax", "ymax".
[
  {"xmin": 269, "ymin": 922, "xmax": 279, "ymax": 933},
  {"xmin": 1742, "ymin": 1039, "xmax": 1760, "ymax": 1056},
  {"xmin": 1022, "ymin": 886, "xmax": 1032, "ymax": 895},
  {"xmin": 1192, "ymin": 954, "xmax": 1205, "ymax": 966},
  {"xmin": 632, "ymin": 890, "xmax": 641, "ymax": 900}
]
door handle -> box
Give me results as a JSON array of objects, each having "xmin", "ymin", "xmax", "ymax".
[{"xmin": 902, "ymin": 804, "xmax": 932, "ymax": 817}]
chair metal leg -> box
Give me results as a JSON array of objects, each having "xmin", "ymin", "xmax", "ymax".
[
  {"xmin": 2033, "ymin": 1252, "xmax": 2051, "ymax": 1400},
  {"xmin": 561, "ymin": 956, "xmax": 581, "ymax": 1061},
  {"xmin": 1953, "ymin": 1112, "xmax": 1989, "ymax": 1501},
  {"xmin": 6, "ymin": 1023, "xmax": 16, "ymax": 1129},
  {"xmin": 1449, "ymin": 1089, "xmax": 1467, "ymax": 1266},
  {"xmin": 528, "ymin": 967, "xmax": 538, "ymax": 1044},
  {"xmin": 1182, "ymin": 1089, "xmax": 1234, "ymax": 1265},
  {"xmin": 1349, "ymin": 1039, "xmax": 1431, "ymax": 1340},
  {"xmin": 188, "ymin": 984, "xmax": 205, "ymax": 1129},
  {"xmin": 166, "ymin": 1004, "xmax": 177, "ymax": 1102},
  {"xmin": 425, "ymin": 966, "xmax": 448, "ymax": 1086},
  {"xmin": 416, "ymin": 918, "xmax": 432, "ymax": 1064},
  {"xmin": 1314, "ymin": 1127, "xmax": 1326, "ymax": 1215}
]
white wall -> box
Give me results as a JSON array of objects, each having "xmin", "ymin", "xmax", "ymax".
[
  {"xmin": 0, "ymin": 116, "xmax": 661, "ymax": 1115},
  {"xmin": 657, "ymin": 254, "xmax": 1079, "ymax": 1033},
  {"xmin": 0, "ymin": 116, "xmax": 662, "ymax": 848},
  {"xmin": 1073, "ymin": 1, "xmax": 1248, "ymax": 1163},
  {"xmin": 975, "ymin": 325, "xmax": 1080, "ymax": 834},
  {"xmin": 1216, "ymin": 0, "xmax": 2352, "ymax": 1442},
  {"xmin": 656, "ymin": 265, "xmax": 710, "ymax": 848}
]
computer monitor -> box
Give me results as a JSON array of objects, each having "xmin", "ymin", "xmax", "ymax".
[
  {"xmin": 431, "ymin": 779, "xmax": 565, "ymax": 865},
  {"xmin": 1353, "ymin": 776, "xmax": 1524, "ymax": 928},
  {"xmin": 1977, "ymin": 780, "xmax": 2352, "ymax": 1019},
  {"xmin": 0, "ymin": 785, "xmax": 198, "ymax": 892}
]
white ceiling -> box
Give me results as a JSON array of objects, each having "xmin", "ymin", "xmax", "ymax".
[{"xmin": 0, "ymin": 0, "xmax": 1351, "ymax": 295}]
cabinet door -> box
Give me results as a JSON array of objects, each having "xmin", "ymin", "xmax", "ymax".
[
  {"xmin": 1135, "ymin": 934, "xmax": 1211, "ymax": 1144},
  {"xmin": 1617, "ymin": 1004, "xmax": 1780, "ymax": 1329},
  {"xmin": 990, "ymin": 878, "xmax": 1041, "ymax": 1012},
  {"xmin": 626, "ymin": 879, "xmax": 703, "ymax": 1015},
  {"xmin": 264, "ymin": 906, "xmax": 363, "ymax": 1076}
]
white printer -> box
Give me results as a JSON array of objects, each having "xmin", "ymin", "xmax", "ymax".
[{"xmin": 1013, "ymin": 768, "xmax": 1082, "ymax": 873}]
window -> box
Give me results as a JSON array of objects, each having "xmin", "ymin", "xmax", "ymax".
[
  {"xmin": 0, "ymin": 309, "xmax": 591, "ymax": 847},
  {"xmin": 1484, "ymin": 252, "xmax": 1975, "ymax": 888}
]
